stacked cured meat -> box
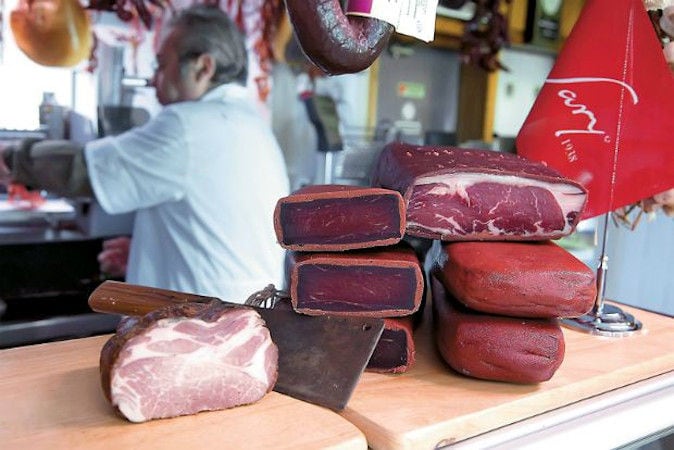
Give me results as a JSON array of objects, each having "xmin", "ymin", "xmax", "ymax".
[
  {"xmin": 431, "ymin": 242, "xmax": 595, "ymax": 383},
  {"xmin": 274, "ymin": 184, "xmax": 423, "ymax": 373},
  {"xmin": 371, "ymin": 142, "xmax": 596, "ymax": 383}
]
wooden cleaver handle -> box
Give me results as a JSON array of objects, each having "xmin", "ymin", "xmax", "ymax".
[{"xmin": 88, "ymin": 280, "xmax": 220, "ymax": 316}]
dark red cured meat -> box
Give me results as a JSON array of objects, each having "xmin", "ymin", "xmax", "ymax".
[
  {"xmin": 366, "ymin": 316, "xmax": 416, "ymax": 374},
  {"xmin": 274, "ymin": 185, "xmax": 405, "ymax": 252},
  {"xmin": 289, "ymin": 245, "xmax": 424, "ymax": 317},
  {"xmin": 284, "ymin": 0, "xmax": 394, "ymax": 75},
  {"xmin": 371, "ymin": 142, "xmax": 588, "ymax": 241},
  {"xmin": 431, "ymin": 275, "xmax": 565, "ymax": 384},
  {"xmin": 100, "ymin": 301, "xmax": 278, "ymax": 422},
  {"xmin": 435, "ymin": 241, "xmax": 596, "ymax": 318}
]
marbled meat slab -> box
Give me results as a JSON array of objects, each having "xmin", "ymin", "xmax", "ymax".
[
  {"xmin": 100, "ymin": 302, "xmax": 277, "ymax": 422},
  {"xmin": 371, "ymin": 142, "xmax": 588, "ymax": 241}
]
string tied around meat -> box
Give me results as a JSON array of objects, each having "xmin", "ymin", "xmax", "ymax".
[{"xmin": 244, "ymin": 284, "xmax": 290, "ymax": 309}]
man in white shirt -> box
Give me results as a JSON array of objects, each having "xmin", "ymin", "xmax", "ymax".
[{"xmin": 1, "ymin": 5, "xmax": 290, "ymax": 303}]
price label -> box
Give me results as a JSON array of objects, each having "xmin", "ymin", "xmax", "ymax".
[{"xmin": 347, "ymin": 0, "xmax": 438, "ymax": 42}]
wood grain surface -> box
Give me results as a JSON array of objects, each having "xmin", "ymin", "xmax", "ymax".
[
  {"xmin": 0, "ymin": 335, "xmax": 367, "ymax": 450},
  {"xmin": 341, "ymin": 303, "xmax": 674, "ymax": 449},
  {"xmin": 2, "ymin": 303, "xmax": 672, "ymax": 450}
]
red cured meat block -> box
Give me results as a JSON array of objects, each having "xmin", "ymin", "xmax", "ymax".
[
  {"xmin": 274, "ymin": 185, "xmax": 405, "ymax": 251},
  {"xmin": 366, "ymin": 317, "xmax": 416, "ymax": 374},
  {"xmin": 289, "ymin": 245, "xmax": 424, "ymax": 317},
  {"xmin": 100, "ymin": 301, "xmax": 277, "ymax": 422},
  {"xmin": 371, "ymin": 142, "xmax": 588, "ymax": 241},
  {"xmin": 435, "ymin": 240, "xmax": 596, "ymax": 318},
  {"xmin": 431, "ymin": 275, "xmax": 565, "ymax": 384}
]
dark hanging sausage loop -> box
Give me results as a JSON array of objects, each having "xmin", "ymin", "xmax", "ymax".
[{"xmin": 284, "ymin": 0, "xmax": 394, "ymax": 75}]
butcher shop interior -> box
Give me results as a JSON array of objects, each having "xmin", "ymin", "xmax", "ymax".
[{"xmin": 1, "ymin": 0, "xmax": 673, "ymax": 448}]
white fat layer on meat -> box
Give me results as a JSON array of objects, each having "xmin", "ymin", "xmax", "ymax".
[
  {"xmin": 111, "ymin": 310, "xmax": 274, "ymax": 423},
  {"xmin": 411, "ymin": 173, "xmax": 586, "ymax": 236}
]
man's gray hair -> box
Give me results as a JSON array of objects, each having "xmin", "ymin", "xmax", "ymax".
[{"xmin": 171, "ymin": 5, "xmax": 248, "ymax": 86}]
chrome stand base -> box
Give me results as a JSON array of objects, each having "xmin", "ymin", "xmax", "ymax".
[
  {"xmin": 561, "ymin": 303, "xmax": 643, "ymax": 337},
  {"xmin": 322, "ymin": 151, "xmax": 335, "ymax": 184}
]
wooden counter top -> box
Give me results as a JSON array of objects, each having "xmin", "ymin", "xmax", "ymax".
[
  {"xmin": 2, "ymin": 303, "xmax": 672, "ymax": 450},
  {"xmin": 340, "ymin": 303, "xmax": 674, "ymax": 450},
  {"xmin": 0, "ymin": 335, "xmax": 367, "ymax": 450}
]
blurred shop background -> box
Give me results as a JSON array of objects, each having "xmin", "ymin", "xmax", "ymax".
[{"xmin": 0, "ymin": 0, "xmax": 672, "ymax": 350}]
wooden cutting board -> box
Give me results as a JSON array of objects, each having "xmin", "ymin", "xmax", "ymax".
[
  {"xmin": 0, "ymin": 335, "xmax": 367, "ymax": 450},
  {"xmin": 341, "ymin": 303, "xmax": 674, "ymax": 449}
]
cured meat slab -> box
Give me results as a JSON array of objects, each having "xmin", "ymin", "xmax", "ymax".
[
  {"xmin": 274, "ymin": 185, "xmax": 405, "ymax": 251},
  {"xmin": 366, "ymin": 317, "xmax": 416, "ymax": 374},
  {"xmin": 432, "ymin": 275, "xmax": 565, "ymax": 384},
  {"xmin": 371, "ymin": 142, "xmax": 588, "ymax": 241},
  {"xmin": 435, "ymin": 241, "xmax": 596, "ymax": 318},
  {"xmin": 289, "ymin": 245, "xmax": 424, "ymax": 317},
  {"xmin": 100, "ymin": 301, "xmax": 277, "ymax": 422}
]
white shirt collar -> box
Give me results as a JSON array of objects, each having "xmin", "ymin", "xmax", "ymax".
[{"xmin": 201, "ymin": 83, "xmax": 249, "ymax": 102}]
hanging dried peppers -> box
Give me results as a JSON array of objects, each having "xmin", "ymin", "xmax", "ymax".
[{"xmin": 461, "ymin": 0, "xmax": 512, "ymax": 71}]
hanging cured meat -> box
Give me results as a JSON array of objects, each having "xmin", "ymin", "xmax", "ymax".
[
  {"xmin": 10, "ymin": 0, "xmax": 93, "ymax": 67},
  {"xmin": 284, "ymin": 0, "xmax": 393, "ymax": 75}
]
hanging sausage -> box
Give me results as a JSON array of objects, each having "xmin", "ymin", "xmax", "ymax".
[{"xmin": 284, "ymin": 0, "xmax": 394, "ymax": 75}]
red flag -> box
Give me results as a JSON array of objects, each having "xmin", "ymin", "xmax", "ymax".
[{"xmin": 516, "ymin": 0, "xmax": 674, "ymax": 219}]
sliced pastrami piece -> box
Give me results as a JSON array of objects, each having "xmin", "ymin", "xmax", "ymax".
[
  {"xmin": 289, "ymin": 245, "xmax": 424, "ymax": 317},
  {"xmin": 431, "ymin": 275, "xmax": 565, "ymax": 384},
  {"xmin": 284, "ymin": 0, "xmax": 394, "ymax": 75},
  {"xmin": 371, "ymin": 142, "xmax": 588, "ymax": 241},
  {"xmin": 274, "ymin": 185, "xmax": 406, "ymax": 252},
  {"xmin": 366, "ymin": 316, "xmax": 416, "ymax": 374},
  {"xmin": 100, "ymin": 301, "xmax": 278, "ymax": 422},
  {"xmin": 435, "ymin": 241, "xmax": 596, "ymax": 318}
]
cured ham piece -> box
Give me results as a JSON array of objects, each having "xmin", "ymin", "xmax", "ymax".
[
  {"xmin": 366, "ymin": 317, "xmax": 416, "ymax": 374},
  {"xmin": 432, "ymin": 275, "xmax": 565, "ymax": 384},
  {"xmin": 435, "ymin": 241, "xmax": 596, "ymax": 318},
  {"xmin": 99, "ymin": 301, "xmax": 278, "ymax": 423},
  {"xmin": 371, "ymin": 142, "xmax": 588, "ymax": 241},
  {"xmin": 288, "ymin": 245, "xmax": 424, "ymax": 317},
  {"xmin": 274, "ymin": 185, "xmax": 405, "ymax": 252}
]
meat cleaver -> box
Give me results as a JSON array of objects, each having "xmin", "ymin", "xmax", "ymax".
[{"xmin": 88, "ymin": 280, "xmax": 384, "ymax": 411}]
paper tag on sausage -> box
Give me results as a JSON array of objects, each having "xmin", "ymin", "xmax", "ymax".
[{"xmin": 347, "ymin": 0, "xmax": 438, "ymax": 42}]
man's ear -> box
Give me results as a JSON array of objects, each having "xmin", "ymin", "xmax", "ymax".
[{"xmin": 194, "ymin": 53, "xmax": 216, "ymax": 82}]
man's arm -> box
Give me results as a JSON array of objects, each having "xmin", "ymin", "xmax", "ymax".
[
  {"xmin": 2, "ymin": 139, "xmax": 93, "ymax": 197},
  {"xmin": 0, "ymin": 144, "xmax": 12, "ymax": 187}
]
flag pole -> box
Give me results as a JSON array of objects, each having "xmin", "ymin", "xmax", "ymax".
[{"xmin": 561, "ymin": 212, "xmax": 642, "ymax": 337}]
